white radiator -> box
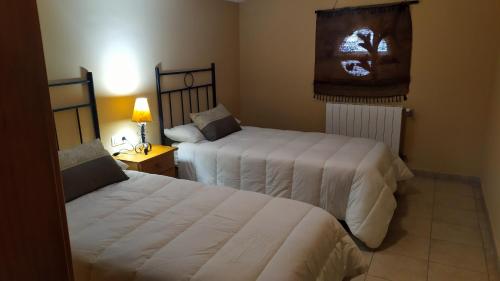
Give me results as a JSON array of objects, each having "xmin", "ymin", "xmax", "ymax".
[{"xmin": 326, "ymin": 103, "xmax": 404, "ymax": 155}]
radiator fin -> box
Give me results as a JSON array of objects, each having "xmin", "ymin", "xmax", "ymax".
[{"xmin": 326, "ymin": 103, "xmax": 403, "ymax": 155}]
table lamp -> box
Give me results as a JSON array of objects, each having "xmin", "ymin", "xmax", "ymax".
[{"xmin": 132, "ymin": 97, "xmax": 153, "ymax": 155}]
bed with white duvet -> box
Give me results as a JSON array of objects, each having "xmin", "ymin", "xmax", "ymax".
[
  {"xmin": 175, "ymin": 126, "xmax": 413, "ymax": 248},
  {"xmin": 67, "ymin": 171, "xmax": 366, "ymax": 281}
]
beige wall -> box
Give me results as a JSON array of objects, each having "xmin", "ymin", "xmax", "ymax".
[
  {"xmin": 481, "ymin": 1, "xmax": 500, "ymax": 260},
  {"xmin": 37, "ymin": 0, "xmax": 240, "ymax": 150},
  {"xmin": 239, "ymin": 0, "xmax": 499, "ymax": 177},
  {"xmin": 38, "ymin": 0, "xmax": 498, "ymax": 176}
]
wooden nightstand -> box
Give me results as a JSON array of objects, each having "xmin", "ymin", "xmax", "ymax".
[{"xmin": 114, "ymin": 145, "xmax": 177, "ymax": 177}]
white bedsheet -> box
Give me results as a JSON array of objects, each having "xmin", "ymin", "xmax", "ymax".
[
  {"xmin": 66, "ymin": 171, "xmax": 366, "ymax": 281},
  {"xmin": 176, "ymin": 127, "xmax": 413, "ymax": 248}
]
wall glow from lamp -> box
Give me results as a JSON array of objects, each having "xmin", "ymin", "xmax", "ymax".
[{"xmin": 102, "ymin": 49, "xmax": 140, "ymax": 94}]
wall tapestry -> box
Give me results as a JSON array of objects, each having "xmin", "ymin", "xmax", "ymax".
[{"xmin": 314, "ymin": 3, "xmax": 413, "ymax": 103}]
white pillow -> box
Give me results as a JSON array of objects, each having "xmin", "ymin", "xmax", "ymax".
[{"xmin": 164, "ymin": 123, "xmax": 206, "ymax": 143}]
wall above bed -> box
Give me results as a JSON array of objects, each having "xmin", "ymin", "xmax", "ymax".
[
  {"xmin": 239, "ymin": 0, "xmax": 499, "ymax": 177},
  {"xmin": 37, "ymin": 0, "xmax": 240, "ymax": 151}
]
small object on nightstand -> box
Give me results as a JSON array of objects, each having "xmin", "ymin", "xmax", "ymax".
[{"xmin": 113, "ymin": 145, "xmax": 177, "ymax": 177}]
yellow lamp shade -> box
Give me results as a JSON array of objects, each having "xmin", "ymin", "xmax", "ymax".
[{"xmin": 132, "ymin": 98, "xmax": 153, "ymax": 123}]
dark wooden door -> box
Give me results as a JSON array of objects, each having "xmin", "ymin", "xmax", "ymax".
[{"xmin": 0, "ymin": 1, "xmax": 74, "ymax": 280}]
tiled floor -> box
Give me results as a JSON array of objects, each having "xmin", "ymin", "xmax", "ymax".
[{"xmin": 352, "ymin": 176, "xmax": 499, "ymax": 281}]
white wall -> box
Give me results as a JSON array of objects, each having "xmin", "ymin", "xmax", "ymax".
[{"xmin": 38, "ymin": 0, "xmax": 240, "ymax": 150}]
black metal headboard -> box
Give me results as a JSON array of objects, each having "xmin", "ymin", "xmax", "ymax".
[
  {"xmin": 49, "ymin": 70, "xmax": 100, "ymax": 148},
  {"xmin": 155, "ymin": 63, "xmax": 217, "ymax": 145}
]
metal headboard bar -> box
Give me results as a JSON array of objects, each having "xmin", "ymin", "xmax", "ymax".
[
  {"xmin": 52, "ymin": 103, "xmax": 94, "ymax": 113},
  {"xmin": 156, "ymin": 63, "xmax": 217, "ymax": 145},
  {"xmin": 49, "ymin": 70, "xmax": 100, "ymax": 148},
  {"xmin": 159, "ymin": 67, "xmax": 213, "ymax": 76},
  {"xmin": 161, "ymin": 83, "xmax": 213, "ymax": 95},
  {"xmin": 48, "ymin": 78, "xmax": 89, "ymax": 87}
]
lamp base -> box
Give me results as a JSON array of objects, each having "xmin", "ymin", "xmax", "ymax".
[
  {"xmin": 135, "ymin": 142, "xmax": 152, "ymax": 155},
  {"xmin": 135, "ymin": 123, "xmax": 152, "ymax": 155}
]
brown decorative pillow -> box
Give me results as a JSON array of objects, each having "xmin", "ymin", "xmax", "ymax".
[
  {"xmin": 58, "ymin": 139, "xmax": 129, "ymax": 202},
  {"xmin": 190, "ymin": 104, "xmax": 241, "ymax": 141}
]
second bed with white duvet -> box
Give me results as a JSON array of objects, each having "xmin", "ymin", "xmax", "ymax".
[{"xmin": 175, "ymin": 126, "xmax": 413, "ymax": 248}]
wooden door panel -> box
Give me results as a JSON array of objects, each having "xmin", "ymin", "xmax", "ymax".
[{"xmin": 0, "ymin": 1, "xmax": 74, "ymax": 280}]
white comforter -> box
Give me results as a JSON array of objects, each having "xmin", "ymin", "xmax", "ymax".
[
  {"xmin": 176, "ymin": 127, "xmax": 413, "ymax": 248},
  {"xmin": 66, "ymin": 171, "xmax": 366, "ymax": 281}
]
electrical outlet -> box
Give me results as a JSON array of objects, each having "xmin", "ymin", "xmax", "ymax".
[{"xmin": 111, "ymin": 135, "xmax": 127, "ymax": 147}]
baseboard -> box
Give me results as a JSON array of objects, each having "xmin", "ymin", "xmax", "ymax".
[{"xmin": 411, "ymin": 169, "xmax": 481, "ymax": 187}]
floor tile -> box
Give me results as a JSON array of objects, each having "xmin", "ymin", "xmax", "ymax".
[
  {"xmin": 485, "ymin": 245, "xmax": 497, "ymax": 264},
  {"xmin": 476, "ymin": 197, "xmax": 488, "ymax": 213},
  {"xmin": 365, "ymin": 276, "xmax": 389, "ymax": 281},
  {"xmin": 428, "ymin": 262, "xmax": 488, "ymax": 281},
  {"xmin": 396, "ymin": 199, "xmax": 433, "ymax": 220},
  {"xmin": 480, "ymin": 220, "xmax": 496, "ymax": 251},
  {"xmin": 489, "ymin": 261, "xmax": 500, "ymax": 281},
  {"xmin": 477, "ymin": 207, "xmax": 489, "ymax": 223},
  {"xmin": 434, "ymin": 191, "xmax": 476, "ymax": 211},
  {"xmin": 477, "ymin": 210, "xmax": 495, "ymax": 251},
  {"xmin": 431, "ymin": 222, "xmax": 483, "ymax": 247},
  {"xmin": 398, "ymin": 177, "xmax": 435, "ymax": 204},
  {"xmin": 429, "ymin": 239, "xmax": 487, "ymax": 272},
  {"xmin": 379, "ymin": 232, "xmax": 430, "ymax": 260},
  {"xmin": 400, "ymin": 176, "xmax": 435, "ymax": 189},
  {"xmin": 351, "ymin": 273, "xmax": 366, "ymax": 281},
  {"xmin": 362, "ymin": 250, "xmax": 374, "ymax": 265},
  {"xmin": 490, "ymin": 271, "xmax": 500, "ymax": 281},
  {"xmin": 485, "ymin": 249, "xmax": 499, "ymax": 277},
  {"xmin": 433, "ymin": 207, "xmax": 478, "ymax": 228},
  {"xmin": 352, "ymin": 250, "xmax": 373, "ymax": 280},
  {"xmin": 482, "ymin": 231, "xmax": 495, "ymax": 252},
  {"xmin": 369, "ymin": 253, "xmax": 428, "ymax": 281},
  {"xmin": 390, "ymin": 215, "xmax": 432, "ymax": 239},
  {"xmin": 357, "ymin": 178, "xmax": 497, "ymax": 281},
  {"xmin": 435, "ymin": 180, "xmax": 474, "ymax": 197},
  {"xmin": 473, "ymin": 186, "xmax": 484, "ymax": 199}
]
